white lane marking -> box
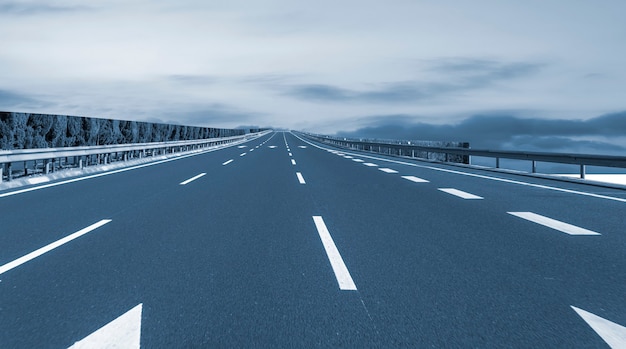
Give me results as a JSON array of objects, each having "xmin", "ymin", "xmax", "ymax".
[
  {"xmin": 240, "ymin": 152, "xmax": 247, "ymax": 157},
  {"xmin": 0, "ymin": 219, "xmax": 112, "ymax": 275},
  {"xmin": 290, "ymin": 132, "xmax": 626, "ymax": 204},
  {"xmin": 438, "ymin": 188, "xmax": 483, "ymax": 199},
  {"xmin": 289, "ymin": 153, "xmax": 292, "ymax": 156},
  {"xmin": 571, "ymin": 306, "xmax": 626, "ymax": 348},
  {"xmin": 379, "ymin": 168, "xmax": 398, "ymax": 174},
  {"xmin": 352, "ymin": 159, "xmax": 364, "ymax": 162},
  {"xmin": 296, "ymin": 172, "xmax": 306, "ymax": 184},
  {"xmin": 344, "ymin": 156, "xmax": 354, "ymax": 159},
  {"xmin": 69, "ymin": 304, "xmax": 142, "ymax": 349},
  {"xmin": 402, "ymin": 175, "xmax": 430, "ymax": 183},
  {"xmin": 0, "ymin": 140, "xmax": 259, "ymax": 198},
  {"xmin": 291, "ymin": 159, "xmax": 296, "ymax": 165},
  {"xmin": 312, "ymin": 216, "xmax": 357, "ymax": 291},
  {"xmin": 363, "ymin": 163, "xmax": 378, "ymax": 167},
  {"xmin": 268, "ymin": 146, "xmax": 277, "ymax": 148},
  {"xmin": 250, "ymin": 149, "xmax": 254, "ymax": 152},
  {"xmin": 27, "ymin": 177, "xmax": 50, "ymax": 185},
  {"xmin": 179, "ymin": 173, "xmax": 206, "ymax": 185},
  {"xmin": 508, "ymin": 212, "xmax": 600, "ymax": 235},
  {"xmin": 222, "ymin": 159, "xmax": 234, "ymax": 165},
  {"xmin": 298, "ymin": 146, "xmax": 307, "ymax": 148},
  {"xmin": 237, "ymin": 145, "xmax": 247, "ymax": 148}
]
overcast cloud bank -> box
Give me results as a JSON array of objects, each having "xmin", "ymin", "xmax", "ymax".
[{"xmin": 336, "ymin": 111, "xmax": 626, "ymax": 156}]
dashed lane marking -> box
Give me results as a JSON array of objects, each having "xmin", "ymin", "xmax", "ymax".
[
  {"xmin": 0, "ymin": 219, "xmax": 112, "ymax": 275},
  {"xmin": 291, "ymin": 159, "xmax": 296, "ymax": 165},
  {"xmin": 179, "ymin": 173, "xmax": 206, "ymax": 185},
  {"xmin": 439, "ymin": 188, "xmax": 483, "ymax": 199},
  {"xmin": 402, "ymin": 175, "xmax": 429, "ymax": 183},
  {"xmin": 240, "ymin": 152, "xmax": 247, "ymax": 156},
  {"xmin": 222, "ymin": 159, "xmax": 234, "ymax": 165},
  {"xmin": 363, "ymin": 163, "xmax": 378, "ymax": 167},
  {"xmin": 296, "ymin": 172, "xmax": 306, "ymax": 184},
  {"xmin": 290, "ymin": 132, "xmax": 626, "ymax": 204},
  {"xmin": 352, "ymin": 159, "xmax": 364, "ymax": 162},
  {"xmin": 379, "ymin": 168, "xmax": 398, "ymax": 174},
  {"xmin": 312, "ymin": 216, "xmax": 357, "ymax": 291},
  {"xmin": 508, "ymin": 212, "xmax": 601, "ymax": 235}
]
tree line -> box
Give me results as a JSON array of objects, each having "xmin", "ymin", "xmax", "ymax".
[{"xmin": 0, "ymin": 112, "xmax": 261, "ymax": 150}]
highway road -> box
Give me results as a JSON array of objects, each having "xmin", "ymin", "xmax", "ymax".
[{"xmin": 1, "ymin": 131, "xmax": 625, "ymax": 348}]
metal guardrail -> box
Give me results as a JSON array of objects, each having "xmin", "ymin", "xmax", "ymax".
[
  {"xmin": 298, "ymin": 132, "xmax": 626, "ymax": 179},
  {"xmin": 0, "ymin": 130, "xmax": 271, "ymax": 181}
]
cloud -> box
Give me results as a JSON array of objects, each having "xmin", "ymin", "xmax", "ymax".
[
  {"xmin": 0, "ymin": 89, "xmax": 51, "ymax": 109},
  {"xmin": 0, "ymin": 2, "xmax": 91, "ymax": 15},
  {"xmin": 165, "ymin": 75, "xmax": 217, "ymax": 85},
  {"xmin": 156, "ymin": 104, "xmax": 262, "ymax": 128},
  {"xmin": 335, "ymin": 111, "xmax": 626, "ymax": 155},
  {"xmin": 285, "ymin": 58, "xmax": 544, "ymax": 103}
]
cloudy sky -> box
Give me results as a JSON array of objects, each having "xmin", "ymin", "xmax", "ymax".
[{"xmin": 1, "ymin": 0, "xmax": 625, "ymax": 152}]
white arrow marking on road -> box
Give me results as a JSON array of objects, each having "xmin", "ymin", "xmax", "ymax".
[
  {"xmin": 68, "ymin": 303, "xmax": 143, "ymax": 349},
  {"xmin": 508, "ymin": 212, "xmax": 600, "ymax": 235},
  {"xmin": 268, "ymin": 146, "xmax": 277, "ymax": 148},
  {"xmin": 0, "ymin": 220, "xmax": 112, "ymax": 275},
  {"xmin": 571, "ymin": 306, "xmax": 626, "ymax": 348}
]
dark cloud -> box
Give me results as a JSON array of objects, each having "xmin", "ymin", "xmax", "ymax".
[
  {"xmin": 157, "ymin": 104, "xmax": 261, "ymax": 127},
  {"xmin": 286, "ymin": 59, "xmax": 543, "ymax": 103},
  {"xmin": 336, "ymin": 111, "xmax": 626, "ymax": 155},
  {"xmin": 0, "ymin": 89, "xmax": 51, "ymax": 109},
  {"xmin": 0, "ymin": 2, "xmax": 91, "ymax": 15},
  {"xmin": 165, "ymin": 75, "xmax": 217, "ymax": 85}
]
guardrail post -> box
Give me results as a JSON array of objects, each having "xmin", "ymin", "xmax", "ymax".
[
  {"xmin": 7, "ymin": 162, "xmax": 12, "ymax": 181},
  {"xmin": 532, "ymin": 160, "xmax": 537, "ymax": 173},
  {"xmin": 45, "ymin": 160, "xmax": 51, "ymax": 174},
  {"xmin": 462, "ymin": 142, "xmax": 470, "ymax": 164},
  {"xmin": 79, "ymin": 159, "xmax": 83, "ymax": 169},
  {"xmin": 0, "ymin": 165, "xmax": 3, "ymax": 182},
  {"xmin": 496, "ymin": 157, "xmax": 500, "ymax": 168},
  {"xmin": 580, "ymin": 164, "xmax": 586, "ymax": 179}
]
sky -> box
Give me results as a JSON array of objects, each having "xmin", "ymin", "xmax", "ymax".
[{"xmin": 1, "ymin": 0, "xmax": 626, "ymax": 153}]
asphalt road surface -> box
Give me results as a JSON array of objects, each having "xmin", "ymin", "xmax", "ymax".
[{"xmin": 1, "ymin": 131, "xmax": 625, "ymax": 348}]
